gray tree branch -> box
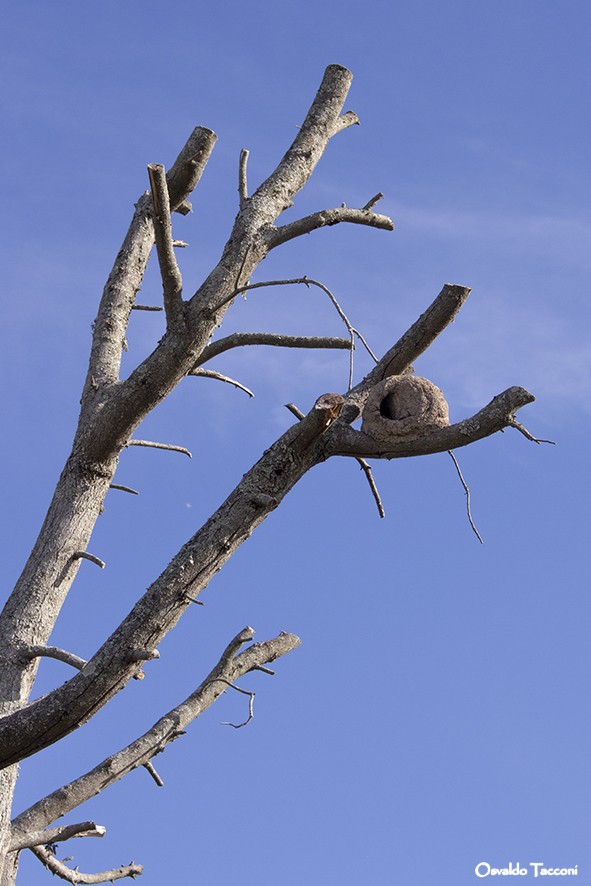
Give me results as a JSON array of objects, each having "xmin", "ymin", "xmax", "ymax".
[
  {"xmin": 0, "ymin": 69, "xmax": 370, "ymax": 797},
  {"xmin": 0, "ymin": 280, "xmax": 535, "ymax": 772},
  {"xmin": 84, "ymin": 125, "xmax": 216, "ymax": 391},
  {"xmin": 326, "ymin": 386, "xmax": 536, "ymax": 458},
  {"xmin": 267, "ymin": 206, "xmax": 393, "ymax": 248},
  {"xmin": 20, "ymin": 646, "xmax": 86, "ymax": 672},
  {"xmin": 147, "ymin": 164, "xmax": 184, "ymax": 326},
  {"xmin": 11, "ymin": 629, "xmax": 299, "ymax": 835},
  {"xmin": 188, "ymin": 368, "xmax": 254, "ymax": 398},
  {"xmin": 195, "ymin": 332, "xmax": 351, "ymax": 366},
  {"xmin": 29, "ymin": 847, "xmax": 142, "ymax": 884},
  {"xmin": 10, "ymin": 821, "xmax": 104, "ymax": 852},
  {"xmin": 0, "ymin": 397, "xmax": 340, "ymax": 768},
  {"xmin": 338, "ymin": 283, "xmax": 473, "ymax": 423},
  {"xmin": 251, "ymin": 65, "xmax": 357, "ymax": 215}
]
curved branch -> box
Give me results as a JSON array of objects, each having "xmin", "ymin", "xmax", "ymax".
[
  {"xmin": 188, "ymin": 368, "xmax": 254, "ymax": 398},
  {"xmin": 72, "ymin": 552, "xmax": 105, "ymax": 569},
  {"xmin": 30, "ymin": 846, "xmax": 142, "ymax": 884},
  {"xmin": 126, "ymin": 440, "xmax": 192, "ymax": 458},
  {"xmin": 12, "ymin": 629, "xmax": 300, "ymax": 835},
  {"xmin": 21, "ymin": 646, "xmax": 86, "ymax": 672},
  {"xmin": 196, "ymin": 332, "xmax": 351, "ymax": 365},
  {"xmin": 327, "ymin": 387, "xmax": 536, "ymax": 458},
  {"xmin": 109, "ymin": 483, "xmax": 140, "ymax": 495},
  {"xmin": 268, "ymin": 205, "xmax": 393, "ymax": 249}
]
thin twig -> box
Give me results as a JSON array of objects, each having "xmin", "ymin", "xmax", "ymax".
[
  {"xmin": 507, "ymin": 417, "xmax": 556, "ymax": 445},
  {"xmin": 238, "ymin": 148, "xmax": 249, "ymax": 207},
  {"xmin": 126, "ymin": 439, "xmax": 192, "ymax": 458},
  {"xmin": 447, "ymin": 451, "xmax": 484, "ymax": 544},
  {"xmin": 184, "ymin": 594, "xmax": 205, "ymax": 606},
  {"xmin": 356, "ymin": 458, "xmax": 386, "ymax": 518},
  {"xmin": 216, "ymin": 277, "xmax": 377, "ymax": 389},
  {"xmin": 143, "ymin": 761, "xmax": 164, "ymax": 787},
  {"xmin": 223, "ymin": 691, "xmax": 254, "ymax": 729},
  {"xmin": 109, "ymin": 483, "xmax": 139, "ymax": 495},
  {"xmin": 72, "ymin": 552, "xmax": 106, "ymax": 569},
  {"xmin": 147, "ymin": 163, "xmax": 184, "ymax": 326},
  {"xmin": 206, "ymin": 678, "xmax": 255, "ymax": 729},
  {"xmin": 131, "ymin": 304, "xmax": 164, "ymax": 312},
  {"xmin": 189, "ymin": 368, "xmax": 254, "ymax": 398}
]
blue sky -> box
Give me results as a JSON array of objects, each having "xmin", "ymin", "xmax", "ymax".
[{"xmin": 2, "ymin": 2, "xmax": 590, "ymax": 884}]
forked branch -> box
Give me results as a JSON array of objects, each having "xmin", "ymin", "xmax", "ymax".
[
  {"xmin": 10, "ymin": 821, "xmax": 104, "ymax": 852},
  {"xmin": 83, "ymin": 126, "xmax": 216, "ymax": 389},
  {"xmin": 0, "ymin": 396, "xmax": 340, "ymax": 770},
  {"xmin": 11, "ymin": 629, "xmax": 300, "ymax": 836}
]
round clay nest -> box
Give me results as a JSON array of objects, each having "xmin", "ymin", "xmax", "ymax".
[{"xmin": 361, "ymin": 375, "xmax": 449, "ymax": 443}]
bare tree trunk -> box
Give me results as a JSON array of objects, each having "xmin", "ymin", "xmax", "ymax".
[{"xmin": 0, "ymin": 769, "xmax": 18, "ymax": 885}]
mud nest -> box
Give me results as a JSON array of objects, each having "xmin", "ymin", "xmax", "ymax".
[{"xmin": 361, "ymin": 375, "xmax": 450, "ymax": 443}]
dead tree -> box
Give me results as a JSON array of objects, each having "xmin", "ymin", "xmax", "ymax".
[{"xmin": 0, "ymin": 65, "xmax": 537, "ymax": 884}]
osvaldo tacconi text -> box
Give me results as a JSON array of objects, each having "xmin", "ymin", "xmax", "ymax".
[{"xmin": 475, "ymin": 862, "xmax": 578, "ymax": 878}]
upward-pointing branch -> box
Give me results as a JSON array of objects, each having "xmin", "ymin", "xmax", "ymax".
[
  {"xmin": 83, "ymin": 126, "xmax": 216, "ymax": 390},
  {"xmin": 251, "ymin": 64, "xmax": 357, "ymax": 218},
  {"xmin": 147, "ymin": 163, "xmax": 184, "ymax": 327}
]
